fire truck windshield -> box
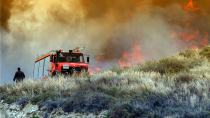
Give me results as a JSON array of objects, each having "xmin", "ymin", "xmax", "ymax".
[{"xmin": 57, "ymin": 53, "xmax": 84, "ymax": 63}]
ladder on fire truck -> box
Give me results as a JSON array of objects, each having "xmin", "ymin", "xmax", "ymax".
[{"xmin": 33, "ymin": 51, "xmax": 52, "ymax": 78}]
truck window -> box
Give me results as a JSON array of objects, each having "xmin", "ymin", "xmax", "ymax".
[{"xmin": 58, "ymin": 53, "xmax": 84, "ymax": 63}]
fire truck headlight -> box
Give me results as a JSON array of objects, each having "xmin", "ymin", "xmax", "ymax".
[{"xmin": 63, "ymin": 65, "xmax": 69, "ymax": 69}]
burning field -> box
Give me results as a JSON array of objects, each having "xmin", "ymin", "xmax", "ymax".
[
  {"xmin": 0, "ymin": 0, "xmax": 210, "ymax": 82},
  {"xmin": 0, "ymin": 0, "xmax": 210, "ymax": 117},
  {"xmin": 0, "ymin": 46, "xmax": 210, "ymax": 117}
]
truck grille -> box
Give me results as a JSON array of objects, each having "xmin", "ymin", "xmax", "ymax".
[{"xmin": 61, "ymin": 66, "xmax": 82, "ymax": 75}]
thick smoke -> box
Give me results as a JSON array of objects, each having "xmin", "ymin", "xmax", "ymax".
[
  {"xmin": 0, "ymin": 0, "xmax": 13, "ymax": 31},
  {"xmin": 0, "ymin": 0, "xmax": 209, "ymax": 84},
  {"xmin": 0, "ymin": 30, "xmax": 2, "ymax": 84}
]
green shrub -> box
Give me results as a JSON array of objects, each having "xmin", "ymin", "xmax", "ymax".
[
  {"xmin": 109, "ymin": 103, "xmax": 155, "ymax": 118},
  {"xmin": 4, "ymin": 95, "xmax": 20, "ymax": 104},
  {"xmin": 32, "ymin": 114, "xmax": 40, "ymax": 118}
]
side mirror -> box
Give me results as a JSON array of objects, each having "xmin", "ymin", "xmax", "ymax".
[
  {"xmin": 87, "ymin": 57, "xmax": 89, "ymax": 63},
  {"xmin": 54, "ymin": 56, "xmax": 57, "ymax": 63},
  {"xmin": 50, "ymin": 56, "xmax": 53, "ymax": 62}
]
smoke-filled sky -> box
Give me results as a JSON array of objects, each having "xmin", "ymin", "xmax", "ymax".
[{"xmin": 0, "ymin": 0, "xmax": 209, "ymax": 84}]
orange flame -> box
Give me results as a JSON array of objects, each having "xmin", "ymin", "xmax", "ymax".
[
  {"xmin": 200, "ymin": 33, "xmax": 209, "ymax": 47},
  {"xmin": 183, "ymin": 0, "xmax": 199, "ymax": 12},
  {"xmin": 178, "ymin": 31, "xmax": 199, "ymax": 42},
  {"xmin": 118, "ymin": 42, "xmax": 143, "ymax": 68},
  {"xmin": 171, "ymin": 31, "xmax": 209, "ymax": 49}
]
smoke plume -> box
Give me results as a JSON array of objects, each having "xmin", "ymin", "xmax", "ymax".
[{"xmin": 0, "ymin": 0, "xmax": 209, "ymax": 84}]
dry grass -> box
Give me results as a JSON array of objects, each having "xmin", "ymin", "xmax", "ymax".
[{"xmin": 0, "ymin": 45, "xmax": 210, "ymax": 117}]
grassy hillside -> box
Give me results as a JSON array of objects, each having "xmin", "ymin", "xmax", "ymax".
[{"xmin": 1, "ymin": 46, "xmax": 210, "ymax": 117}]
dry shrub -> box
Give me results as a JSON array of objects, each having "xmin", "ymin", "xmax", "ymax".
[
  {"xmin": 175, "ymin": 73, "xmax": 194, "ymax": 84},
  {"xmin": 179, "ymin": 49, "xmax": 199, "ymax": 58},
  {"xmin": 141, "ymin": 57, "xmax": 188, "ymax": 75},
  {"xmin": 200, "ymin": 45, "xmax": 210, "ymax": 61}
]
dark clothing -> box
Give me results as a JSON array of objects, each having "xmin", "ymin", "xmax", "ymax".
[{"xmin": 13, "ymin": 70, "xmax": 25, "ymax": 83}]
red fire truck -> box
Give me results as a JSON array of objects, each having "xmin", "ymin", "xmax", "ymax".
[{"xmin": 33, "ymin": 48, "xmax": 89, "ymax": 77}]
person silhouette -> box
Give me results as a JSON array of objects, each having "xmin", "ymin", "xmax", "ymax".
[{"xmin": 13, "ymin": 67, "xmax": 25, "ymax": 83}]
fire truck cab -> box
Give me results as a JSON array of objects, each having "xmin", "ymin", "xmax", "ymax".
[{"xmin": 34, "ymin": 48, "xmax": 89, "ymax": 77}]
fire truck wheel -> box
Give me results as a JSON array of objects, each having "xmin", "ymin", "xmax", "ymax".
[{"xmin": 52, "ymin": 71, "xmax": 56, "ymax": 76}]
